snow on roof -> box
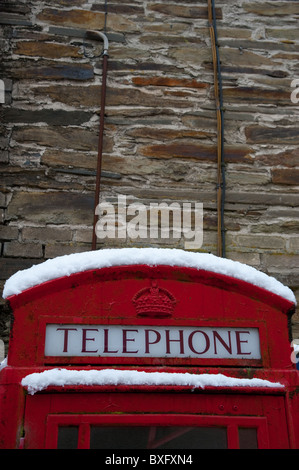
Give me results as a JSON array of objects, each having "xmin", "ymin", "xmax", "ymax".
[
  {"xmin": 2, "ymin": 247, "xmax": 296, "ymax": 304},
  {"xmin": 21, "ymin": 368, "xmax": 284, "ymax": 395}
]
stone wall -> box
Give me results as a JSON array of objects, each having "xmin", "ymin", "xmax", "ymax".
[{"xmin": 0, "ymin": 0, "xmax": 298, "ymax": 354}]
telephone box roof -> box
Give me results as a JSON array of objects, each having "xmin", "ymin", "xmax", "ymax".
[{"xmin": 3, "ymin": 248, "xmax": 296, "ymax": 305}]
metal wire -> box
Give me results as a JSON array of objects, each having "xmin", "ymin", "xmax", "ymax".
[
  {"xmin": 91, "ymin": 0, "xmax": 109, "ymax": 250},
  {"xmin": 104, "ymin": 0, "xmax": 108, "ymax": 34},
  {"xmin": 208, "ymin": 0, "xmax": 226, "ymax": 258}
]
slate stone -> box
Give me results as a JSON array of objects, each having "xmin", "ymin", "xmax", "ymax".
[
  {"xmin": 3, "ymin": 109, "xmax": 93, "ymax": 126},
  {"xmin": 7, "ymin": 191, "xmax": 94, "ymax": 224},
  {"xmin": 272, "ymin": 169, "xmax": 299, "ymax": 185},
  {"xmin": 4, "ymin": 61, "xmax": 94, "ymax": 80},
  {"xmin": 246, "ymin": 126, "xmax": 299, "ymax": 145}
]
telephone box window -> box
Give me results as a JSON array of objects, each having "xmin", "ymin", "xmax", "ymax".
[
  {"xmin": 90, "ymin": 426, "xmax": 148, "ymax": 449},
  {"xmin": 57, "ymin": 426, "xmax": 78, "ymax": 449},
  {"xmin": 238, "ymin": 428, "xmax": 258, "ymax": 449},
  {"xmin": 90, "ymin": 426, "xmax": 227, "ymax": 449}
]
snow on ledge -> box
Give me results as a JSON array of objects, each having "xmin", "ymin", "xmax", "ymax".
[
  {"xmin": 21, "ymin": 368, "xmax": 284, "ymax": 395},
  {"xmin": 3, "ymin": 247, "xmax": 296, "ymax": 304}
]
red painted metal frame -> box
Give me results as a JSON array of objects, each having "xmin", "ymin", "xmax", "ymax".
[{"xmin": 23, "ymin": 387, "xmax": 289, "ymax": 449}]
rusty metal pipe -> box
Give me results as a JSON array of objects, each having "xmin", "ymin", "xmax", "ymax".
[{"xmin": 88, "ymin": 30, "xmax": 109, "ymax": 250}]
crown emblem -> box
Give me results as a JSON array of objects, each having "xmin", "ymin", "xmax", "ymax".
[{"xmin": 132, "ymin": 281, "xmax": 176, "ymax": 317}]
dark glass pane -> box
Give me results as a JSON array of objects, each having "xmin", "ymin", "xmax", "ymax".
[
  {"xmin": 90, "ymin": 426, "xmax": 149, "ymax": 449},
  {"xmin": 239, "ymin": 428, "xmax": 258, "ymax": 449},
  {"xmin": 90, "ymin": 426, "xmax": 227, "ymax": 449},
  {"xmin": 57, "ymin": 426, "xmax": 78, "ymax": 449},
  {"xmin": 151, "ymin": 426, "xmax": 227, "ymax": 449}
]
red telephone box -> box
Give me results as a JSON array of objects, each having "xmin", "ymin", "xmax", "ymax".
[{"xmin": 0, "ymin": 248, "xmax": 298, "ymax": 449}]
